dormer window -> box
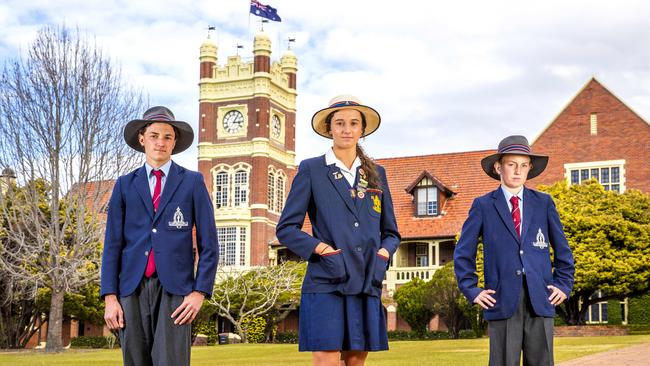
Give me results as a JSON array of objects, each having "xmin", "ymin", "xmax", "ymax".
[
  {"xmin": 406, "ymin": 171, "xmax": 455, "ymax": 218},
  {"xmin": 416, "ymin": 180, "xmax": 438, "ymax": 216}
]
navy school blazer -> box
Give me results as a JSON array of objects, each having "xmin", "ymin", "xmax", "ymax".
[
  {"xmin": 276, "ymin": 155, "xmax": 401, "ymax": 297},
  {"xmin": 100, "ymin": 161, "xmax": 218, "ymax": 298},
  {"xmin": 454, "ymin": 186, "xmax": 575, "ymax": 321}
]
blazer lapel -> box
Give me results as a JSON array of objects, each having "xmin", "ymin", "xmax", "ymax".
[
  {"xmin": 134, "ymin": 165, "xmax": 154, "ymax": 219},
  {"xmin": 520, "ymin": 187, "xmax": 535, "ymax": 241},
  {"xmin": 326, "ymin": 162, "xmax": 358, "ymax": 219},
  {"xmin": 491, "ymin": 188, "xmax": 521, "ymax": 244},
  {"xmin": 153, "ymin": 161, "xmax": 184, "ymax": 223}
]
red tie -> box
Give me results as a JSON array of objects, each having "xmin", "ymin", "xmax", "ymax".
[
  {"xmin": 145, "ymin": 170, "xmax": 163, "ymax": 277},
  {"xmin": 510, "ymin": 196, "xmax": 521, "ymax": 238}
]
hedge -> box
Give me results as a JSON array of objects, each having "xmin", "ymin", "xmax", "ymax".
[
  {"xmin": 274, "ymin": 331, "xmax": 299, "ymax": 344},
  {"xmin": 387, "ymin": 330, "xmax": 450, "ymax": 341},
  {"xmin": 628, "ymin": 293, "xmax": 650, "ymax": 325},
  {"xmin": 70, "ymin": 335, "xmax": 116, "ymax": 349}
]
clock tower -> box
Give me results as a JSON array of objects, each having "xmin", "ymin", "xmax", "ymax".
[{"xmin": 197, "ymin": 31, "xmax": 297, "ymax": 268}]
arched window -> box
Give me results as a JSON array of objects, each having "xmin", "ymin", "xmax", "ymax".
[
  {"xmin": 276, "ymin": 173, "xmax": 285, "ymax": 212},
  {"xmin": 267, "ymin": 170, "xmax": 276, "ymax": 211},
  {"xmin": 214, "ymin": 171, "xmax": 229, "ymax": 209},
  {"xmin": 233, "ymin": 170, "xmax": 248, "ymax": 207}
]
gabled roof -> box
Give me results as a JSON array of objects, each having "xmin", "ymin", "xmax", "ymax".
[
  {"xmin": 532, "ymin": 77, "xmax": 650, "ymax": 144},
  {"xmin": 404, "ymin": 170, "xmax": 456, "ymax": 197},
  {"xmin": 377, "ymin": 150, "xmax": 497, "ymax": 240}
]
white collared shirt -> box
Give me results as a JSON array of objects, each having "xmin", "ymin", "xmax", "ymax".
[
  {"xmin": 501, "ymin": 185, "xmax": 524, "ymax": 222},
  {"xmin": 145, "ymin": 160, "xmax": 172, "ymax": 197},
  {"xmin": 325, "ymin": 148, "xmax": 361, "ymax": 187}
]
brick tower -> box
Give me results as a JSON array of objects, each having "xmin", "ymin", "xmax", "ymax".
[{"xmin": 197, "ymin": 32, "xmax": 298, "ymax": 268}]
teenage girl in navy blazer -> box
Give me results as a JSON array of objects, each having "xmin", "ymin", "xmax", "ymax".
[{"xmin": 277, "ymin": 95, "xmax": 401, "ymax": 366}]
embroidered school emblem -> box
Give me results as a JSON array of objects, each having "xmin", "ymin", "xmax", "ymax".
[
  {"xmin": 371, "ymin": 195, "xmax": 381, "ymax": 213},
  {"xmin": 532, "ymin": 228, "xmax": 548, "ymax": 249},
  {"xmin": 168, "ymin": 207, "xmax": 189, "ymax": 229}
]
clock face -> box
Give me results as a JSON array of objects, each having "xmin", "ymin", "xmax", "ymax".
[
  {"xmin": 223, "ymin": 110, "xmax": 244, "ymax": 134},
  {"xmin": 271, "ymin": 115, "xmax": 282, "ymax": 138}
]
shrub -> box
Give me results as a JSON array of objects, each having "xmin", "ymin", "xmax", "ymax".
[
  {"xmin": 458, "ymin": 329, "xmax": 477, "ymax": 339},
  {"xmin": 387, "ymin": 330, "xmax": 449, "ymax": 341},
  {"xmin": 607, "ymin": 299, "xmax": 623, "ymax": 325},
  {"xmin": 629, "ymin": 293, "xmax": 650, "ymax": 325},
  {"xmin": 192, "ymin": 321, "xmax": 219, "ymax": 345},
  {"xmin": 70, "ymin": 336, "xmax": 110, "ymax": 349},
  {"xmin": 243, "ymin": 317, "xmax": 267, "ymax": 343},
  {"xmin": 274, "ymin": 331, "xmax": 299, "ymax": 344}
]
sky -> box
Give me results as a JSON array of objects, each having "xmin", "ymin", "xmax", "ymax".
[{"xmin": 1, "ymin": 0, "xmax": 650, "ymax": 170}]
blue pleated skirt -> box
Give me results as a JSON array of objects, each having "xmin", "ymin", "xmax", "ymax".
[{"xmin": 298, "ymin": 292, "xmax": 388, "ymax": 352}]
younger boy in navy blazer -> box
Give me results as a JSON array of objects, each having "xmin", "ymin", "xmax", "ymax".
[{"xmin": 454, "ymin": 135, "xmax": 574, "ymax": 366}]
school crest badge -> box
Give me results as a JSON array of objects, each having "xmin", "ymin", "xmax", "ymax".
[
  {"xmin": 371, "ymin": 195, "xmax": 381, "ymax": 213},
  {"xmin": 532, "ymin": 228, "xmax": 548, "ymax": 249},
  {"xmin": 168, "ymin": 206, "xmax": 189, "ymax": 229}
]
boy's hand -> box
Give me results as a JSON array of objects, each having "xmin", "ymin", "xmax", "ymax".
[
  {"xmin": 547, "ymin": 285, "xmax": 567, "ymax": 305},
  {"xmin": 473, "ymin": 289, "xmax": 496, "ymax": 309}
]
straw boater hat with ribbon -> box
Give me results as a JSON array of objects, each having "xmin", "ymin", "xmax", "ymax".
[
  {"xmin": 311, "ymin": 95, "xmax": 381, "ymax": 138},
  {"xmin": 480, "ymin": 135, "xmax": 549, "ymax": 180},
  {"xmin": 123, "ymin": 106, "xmax": 194, "ymax": 154}
]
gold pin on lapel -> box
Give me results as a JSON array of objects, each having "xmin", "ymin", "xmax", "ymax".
[{"xmin": 333, "ymin": 172, "xmax": 343, "ymax": 180}]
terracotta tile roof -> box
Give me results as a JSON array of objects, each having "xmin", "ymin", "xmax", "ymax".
[{"xmin": 376, "ymin": 150, "xmax": 498, "ymax": 240}]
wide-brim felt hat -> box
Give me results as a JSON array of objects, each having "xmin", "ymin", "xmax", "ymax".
[
  {"xmin": 311, "ymin": 95, "xmax": 381, "ymax": 139},
  {"xmin": 481, "ymin": 135, "xmax": 549, "ymax": 180},
  {"xmin": 124, "ymin": 106, "xmax": 194, "ymax": 154}
]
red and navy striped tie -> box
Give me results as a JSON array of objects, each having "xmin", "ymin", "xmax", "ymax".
[
  {"xmin": 510, "ymin": 196, "xmax": 521, "ymax": 238},
  {"xmin": 145, "ymin": 170, "xmax": 163, "ymax": 277}
]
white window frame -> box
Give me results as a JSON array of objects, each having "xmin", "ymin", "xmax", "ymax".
[{"xmin": 564, "ymin": 160, "xmax": 626, "ymax": 193}]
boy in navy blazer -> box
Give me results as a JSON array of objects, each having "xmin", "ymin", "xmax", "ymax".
[
  {"xmin": 454, "ymin": 135, "xmax": 574, "ymax": 366},
  {"xmin": 100, "ymin": 106, "xmax": 218, "ymax": 366}
]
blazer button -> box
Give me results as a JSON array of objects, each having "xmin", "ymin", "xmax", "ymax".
[
  {"xmin": 356, "ymin": 246, "xmax": 362, "ymax": 252},
  {"xmin": 152, "ymin": 228, "xmax": 157, "ymax": 233},
  {"xmin": 519, "ymin": 250, "xmax": 524, "ymax": 255},
  {"xmin": 354, "ymin": 222, "xmax": 359, "ymax": 227},
  {"xmin": 516, "ymin": 270, "xmax": 522, "ymax": 276},
  {"xmin": 144, "ymin": 251, "xmax": 149, "ymax": 256}
]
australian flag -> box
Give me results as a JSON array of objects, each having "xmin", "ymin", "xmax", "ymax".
[{"xmin": 250, "ymin": 0, "xmax": 282, "ymax": 22}]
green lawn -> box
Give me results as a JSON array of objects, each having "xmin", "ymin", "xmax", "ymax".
[{"xmin": 1, "ymin": 335, "xmax": 649, "ymax": 366}]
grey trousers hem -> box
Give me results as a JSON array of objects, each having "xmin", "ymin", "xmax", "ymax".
[
  {"xmin": 488, "ymin": 283, "xmax": 554, "ymax": 366},
  {"xmin": 119, "ymin": 276, "xmax": 191, "ymax": 366}
]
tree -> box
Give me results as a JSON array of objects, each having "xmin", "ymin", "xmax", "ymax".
[
  {"xmin": 538, "ymin": 180, "xmax": 650, "ymax": 325},
  {"xmin": 393, "ymin": 277, "xmax": 434, "ymax": 335},
  {"xmin": 423, "ymin": 262, "xmax": 473, "ymax": 338},
  {"xmin": 0, "ymin": 25, "xmax": 143, "ymax": 351},
  {"xmin": 208, "ymin": 261, "xmax": 304, "ymax": 343}
]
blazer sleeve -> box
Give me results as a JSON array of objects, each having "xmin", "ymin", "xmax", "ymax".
[
  {"xmin": 454, "ymin": 198, "xmax": 484, "ymax": 303},
  {"xmin": 378, "ymin": 167, "xmax": 401, "ymax": 255},
  {"xmin": 192, "ymin": 173, "xmax": 219, "ymax": 298},
  {"xmin": 276, "ymin": 161, "xmax": 321, "ymax": 260},
  {"xmin": 100, "ymin": 177, "xmax": 125, "ymax": 298},
  {"xmin": 547, "ymin": 195, "xmax": 575, "ymax": 297}
]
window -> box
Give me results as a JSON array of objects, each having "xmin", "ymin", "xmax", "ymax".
[
  {"xmin": 214, "ymin": 171, "xmax": 229, "ymax": 209},
  {"xmin": 590, "ymin": 113, "xmax": 597, "ymax": 135},
  {"xmin": 415, "ymin": 244, "xmax": 428, "ymax": 267},
  {"xmin": 234, "ymin": 170, "xmax": 248, "ymax": 207},
  {"xmin": 276, "ymin": 174, "xmax": 285, "ymax": 212},
  {"xmin": 416, "ymin": 186, "xmax": 438, "ymax": 216},
  {"xmin": 565, "ymin": 160, "xmax": 625, "ymax": 193},
  {"xmin": 586, "ymin": 291, "xmax": 608, "ymax": 324},
  {"xmin": 217, "ymin": 226, "xmax": 247, "ymax": 266},
  {"xmin": 267, "ymin": 171, "xmax": 275, "ymax": 211}
]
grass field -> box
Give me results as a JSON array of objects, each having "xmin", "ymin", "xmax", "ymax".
[{"xmin": 1, "ymin": 335, "xmax": 649, "ymax": 366}]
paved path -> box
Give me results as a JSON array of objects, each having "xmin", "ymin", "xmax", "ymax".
[{"xmin": 557, "ymin": 342, "xmax": 650, "ymax": 366}]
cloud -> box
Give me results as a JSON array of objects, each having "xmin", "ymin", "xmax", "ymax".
[{"xmin": 1, "ymin": 0, "xmax": 649, "ymax": 169}]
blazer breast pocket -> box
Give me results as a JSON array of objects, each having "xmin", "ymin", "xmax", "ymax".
[
  {"xmin": 367, "ymin": 190, "xmax": 383, "ymax": 218},
  {"xmin": 164, "ymin": 202, "xmax": 192, "ymax": 231}
]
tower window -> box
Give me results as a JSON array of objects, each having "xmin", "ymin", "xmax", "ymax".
[
  {"xmin": 234, "ymin": 170, "xmax": 248, "ymax": 207},
  {"xmin": 267, "ymin": 170, "xmax": 276, "ymax": 211},
  {"xmin": 276, "ymin": 174, "xmax": 285, "ymax": 212},
  {"xmin": 214, "ymin": 171, "xmax": 229, "ymax": 209}
]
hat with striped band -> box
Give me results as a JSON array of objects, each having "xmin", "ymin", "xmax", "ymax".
[
  {"xmin": 124, "ymin": 106, "xmax": 194, "ymax": 154},
  {"xmin": 311, "ymin": 95, "xmax": 381, "ymax": 139},
  {"xmin": 481, "ymin": 135, "xmax": 549, "ymax": 180}
]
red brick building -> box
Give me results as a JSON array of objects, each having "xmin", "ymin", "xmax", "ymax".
[{"xmin": 374, "ymin": 77, "xmax": 650, "ymax": 329}]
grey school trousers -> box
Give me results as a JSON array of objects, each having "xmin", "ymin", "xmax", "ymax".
[
  {"xmin": 488, "ymin": 280, "xmax": 554, "ymax": 366},
  {"xmin": 119, "ymin": 276, "xmax": 191, "ymax": 366}
]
